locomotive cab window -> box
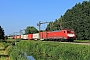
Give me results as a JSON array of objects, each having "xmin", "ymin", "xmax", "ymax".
[
  {"xmin": 67, "ymin": 31, "xmax": 71, "ymax": 33},
  {"xmin": 64, "ymin": 31, "xmax": 65, "ymax": 33}
]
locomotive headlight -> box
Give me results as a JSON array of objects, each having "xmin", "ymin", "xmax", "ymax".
[{"xmin": 68, "ymin": 34, "xmax": 75, "ymax": 37}]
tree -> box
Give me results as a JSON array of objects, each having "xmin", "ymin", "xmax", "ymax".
[
  {"xmin": 61, "ymin": 1, "xmax": 90, "ymax": 40},
  {"xmin": 4, "ymin": 36, "xmax": 8, "ymax": 40},
  {"xmin": 0, "ymin": 26, "xmax": 5, "ymax": 40},
  {"xmin": 46, "ymin": 21, "xmax": 55, "ymax": 31},
  {"xmin": 25, "ymin": 26, "xmax": 38, "ymax": 34},
  {"xmin": 46, "ymin": 18, "xmax": 63, "ymax": 31},
  {"xmin": 46, "ymin": 1, "xmax": 90, "ymax": 40}
]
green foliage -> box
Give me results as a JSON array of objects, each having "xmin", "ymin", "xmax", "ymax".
[
  {"xmin": 74, "ymin": 40, "xmax": 90, "ymax": 43},
  {"xmin": 25, "ymin": 26, "xmax": 38, "ymax": 34},
  {"xmin": 46, "ymin": 19, "xmax": 61, "ymax": 31},
  {"xmin": 4, "ymin": 36, "xmax": 8, "ymax": 40},
  {"xmin": 7, "ymin": 46, "xmax": 27, "ymax": 60},
  {"xmin": 17, "ymin": 41, "xmax": 90, "ymax": 60},
  {"xmin": 46, "ymin": 1, "xmax": 90, "ymax": 40},
  {"xmin": 0, "ymin": 26, "xmax": 5, "ymax": 40},
  {"xmin": 62, "ymin": 1, "xmax": 90, "ymax": 40},
  {"xmin": 2, "ymin": 42, "xmax": 9, "ymax": 49}
]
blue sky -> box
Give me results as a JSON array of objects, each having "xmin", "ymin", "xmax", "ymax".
[{"xmin": 0, "ymin": 0, "xmax": 84, "ymax": 35}]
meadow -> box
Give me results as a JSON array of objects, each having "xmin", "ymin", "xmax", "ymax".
[
  {"xmin": 1, "ymin": 39, "xmax": 90, "ymax": 60},
  {"xmin": 16, "ymin": 40, "xmax": 90, "ymax": 60}
]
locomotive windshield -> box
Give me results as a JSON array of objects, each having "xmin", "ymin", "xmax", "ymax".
[
  {"xmin": 67, "ymin": 31, "xmax": 71, "ymax": 33},
  {"xmin": 67, "ymin": 30, "xmax": 74, "ymax": 34}
]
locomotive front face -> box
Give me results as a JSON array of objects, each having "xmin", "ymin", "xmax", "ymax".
[{"xmin": 67, "ymin": 30, "xmax": 76, "ymax": 38}]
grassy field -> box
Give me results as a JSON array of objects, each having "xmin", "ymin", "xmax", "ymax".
[
  {"xmin": 2, "ymin": 39, "xmax": 90, "ymax": 60},
  {"xmin": 5, "ymin": 39, "xmax": 28, "ymax": 60},
  {"xmin": 16, "ymin": 40, "xmax": 90, "ymax": 60},
  {"xmin": 7, "ymin": 39, "xmax": 90, "ymax": 42},
  {"xmin": 0, "ymin": 42, "xmax": 9, "ymax": 60},
  {"xmin": 0, "ymin": 39, "xmax": 27, "ymax": 60}
]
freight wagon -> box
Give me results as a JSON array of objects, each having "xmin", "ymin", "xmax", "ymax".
[
  {"xmin": 28, "ymin": 34, "xmax": 33, "ymax": 40},
  {"xmin": 33, "ymin": 33, "xmax": 39, "ymax": 40},
  {"xmin": 14, "ymin": 35, "xmax": 20, "ymax": 39},
  {"xmin": 21, "ymin": 35, "xmax": 28, "ymax": 40}
]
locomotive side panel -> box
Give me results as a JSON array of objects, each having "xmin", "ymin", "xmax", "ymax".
[{"xmin": 47, "ymin": 31, "xmax": 66, "ymax": 39}]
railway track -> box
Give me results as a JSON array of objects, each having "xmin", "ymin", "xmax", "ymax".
[
  {"xmin": 60, "ymin": 42, "xmax": 90, "ymax": 46},
  {"xmin": 43, "ymin": 41, "xmax": 90, "ymax": 46}
]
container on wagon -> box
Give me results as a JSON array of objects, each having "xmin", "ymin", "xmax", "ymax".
[
  {"xmin": 40, "ymin": 31, "xmax": 49, "ymax": 39},
  {"xmin": 21, "ymin": 35, "xmax": 28, "ymax": 40},
  {"xmin": 28, "ymin": 34, "xmax": 33, "ymax": 40},
  {"xmin": 33, "ymin": 33, "xmax": 39, "ymax": 40},
  {"xmin": 16, "ymin": 35, "xmax": 21, "ymax": 39}
]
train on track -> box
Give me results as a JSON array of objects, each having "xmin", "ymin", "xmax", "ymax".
[{"xmin": 13, "ymin": 29, "xmax": 76, "ymax": 42}]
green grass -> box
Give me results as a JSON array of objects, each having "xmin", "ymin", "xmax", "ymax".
[
  {"xmin": 5, "ymin": 39, "xmax": 28, "ymax": 60},
  {"xmin": 7, "ymin": 46, "xmax": 28, "ymax": 60},
  {"xmin": 74, "ymin": 40, "xmax": 90, "ymax": 43},
  {"xmin": 16, "ymin": 40, "xmax": 90, "ymax": 60},
  {"xmin": 0, "ymin": 56, "xmax": 9, "ymax": 60},
  {"xmin": 0, "ymin": 40, "xmax": 27, "ymax": 60},
  {"xmin": 6, "ymin": 39, "xmax": 21, "ymax": 42},
  {"xmin": 0, "ymin": 43, "xmax": 9, "ymax": 60},
  {"xmin": 2, "ymin": 39, "xmax": 90, "ymax": 60}
]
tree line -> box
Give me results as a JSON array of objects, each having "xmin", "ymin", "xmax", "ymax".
[
  {"xmin": 0, "ymin": 26, "xmax": 4, "ymax": 40},
  {"xmin": 46, "ymin": 1, "xmax": 90, "ymax": 40},
  {"xmin": 25, "ymin": 1, "xmax": 90, "ymax": 40}
]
